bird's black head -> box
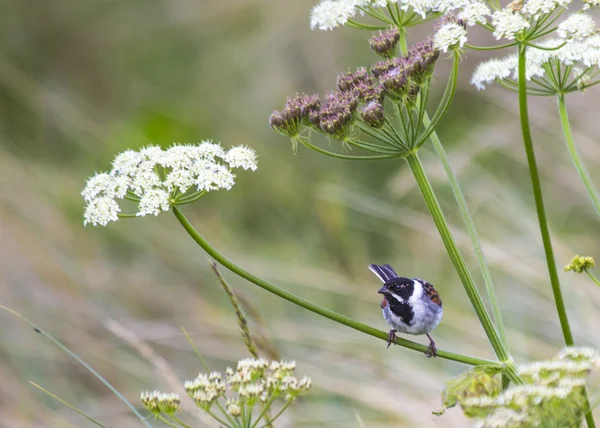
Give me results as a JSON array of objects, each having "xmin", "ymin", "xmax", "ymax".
[{"xmin": 377, "ymin": 277, "xmax": 414, "ymax": 301}]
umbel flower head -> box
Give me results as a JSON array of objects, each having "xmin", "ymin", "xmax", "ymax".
[
  {"xmin": 471, "ymin": 34, "xmax": 600, "ymax": 93},
  {"xmin": 564, "ymin": 255, "xmax": 595, "ymax": 273},
  {"xmin": 309, "ymin": 0, "xmax": 486, "ymax": 31},
  {"xmin": 144, "ymin": 358, "xmax": 311, "ymax": 426},
  {"xmin": 140, "ymin": 391, "xmax": 181, "ymax": 416},
  {"xmin": 455, "ymin": 347, "xmax": 600, "ymax": 427},
  {"xmin": 270, "ymin": 38, "xmax": 440, "ymax": 155},
  {"xmin": 82, "ymin": 142, "xmax": 257, "ymax": 227}
]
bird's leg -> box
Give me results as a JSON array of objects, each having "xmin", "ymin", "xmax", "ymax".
[
  {"xmin": 386, "ymin": 329, "xmax": 397, "ymax": 348},
  {"xmin": 425, "ymin": 333, "xmax": 437, "ymax": 358}
]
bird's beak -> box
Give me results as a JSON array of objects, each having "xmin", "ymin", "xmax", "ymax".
[{"xmin": 378, "ymin": 285, "xmax": 390, "ymax": 294}]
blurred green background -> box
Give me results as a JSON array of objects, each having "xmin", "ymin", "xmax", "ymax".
[{"xmin": 1, "ymin": 1, "xmax": 599, "ymax": 426}]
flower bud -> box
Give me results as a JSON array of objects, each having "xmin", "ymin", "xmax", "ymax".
[
  {"xmin": 369, "ymin": 27, "xmax": 400, "ymax": 58},
  {"xmin": 361, "ymin": 101, "xmax": 385, "ymax": 128}
]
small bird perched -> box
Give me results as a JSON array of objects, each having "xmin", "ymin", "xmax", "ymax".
[{"xmin": 369, "ymin": 264, "xmax": 443, "ymax": 358}]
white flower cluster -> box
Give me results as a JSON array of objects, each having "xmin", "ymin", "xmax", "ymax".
[
  {"xmin": 310, "ymin": 0, "xmax": 488, "ymax": 31},
  {"xmin": 226, "ymin": 358, "xmax": 309, "ymax": 402},
  {"xmin": 140, "ymin": 391, "xmax": 181, "ymax": 415},
  {"xmin": 457, "ymin": 2, "xmax": 490, "ymax": 26},
  {"xmin": 183, "ymin": 358, "xmax": 311, "ymax": 414},
  {"xmin": 471, "ymin": 35, "xmax": 600, "ymax": 90},
  {"xmin": 558, "ymin": 13, "xmax": 597, "ymax": 41},
  {"xmin": 522, "ymin": 0, "xmax": 571, "ymax": 19},
  {"xmin": 434, "ymin": 22, "xmax": 468, "ymax": 52},
  {"xmin": 464, "ymin": 347, "xmax": 600, "ymax": 427},
  {"xmin": 583, "ymin": 0, "xmax": 600, "ymax": 10},
  {"xmin": 82, "ymin": 142, "xmax": 258, "ymax": 227},
  {"xmin": 310, "ymin": 0, "xmax": 387, "ymax": 30},
  {"xmin": 491, "ymin": 8, "xmax": 530, "ymax": 40},
  {"xmin": 185, "ymin": 372, "xmax": 227, "ymax": 409}
]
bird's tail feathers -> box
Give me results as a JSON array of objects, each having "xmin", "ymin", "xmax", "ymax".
[{"xmin": 368, "ymin": 264, "xmax": 399, "ymax": 282}]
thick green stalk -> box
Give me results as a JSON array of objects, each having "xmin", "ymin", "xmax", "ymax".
[
  {"xmin": 517, "ymin": 45, "xmax": 574, "ymax": 346},
  {"xmin": 405, "ymin": 153, "xmax": 511, "ymax": 364},
  {"xmin": 423, "ymin": 115, "xmax": 509, "ymax": 351},
  {"xmin": 557, "ymin": 95, "xmax": 600, "ymax": 217},
  {"xmin": 398, "ymin": 30, "xmax": 509, "ymax": 352},
  {"xmin": 172, "ymin": 206, "xmax": 500, "ymax": 368},
  {"xmin": 518, "ymin": 45, "xmax": 596, "ymax": 428}
]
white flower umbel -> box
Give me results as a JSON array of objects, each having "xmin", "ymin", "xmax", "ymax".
[
  {"xmin": 458, "ymin": 2, "xmax": 490, "ymax": 26},
  {"xmin": 310, "ymin": 0, "xmax": 358, "ymax": 31},
  {"xmin": 471, "ymin": 36, "xmax": 600, "ymax": 90},
  {"xmin": 434, "ymin": 22, "xmax": 468, "ymax": 52},
  {"xmin": 470, "ymin": 56, "xmax": 517, "ymax": 90},
  {"xmin": 82, "ymin": 141, "xmax": 258, "ymax": 226},
  {"xmin": 491, "ymin": 8, "xmax": 530, "ymax": 40},
  {"xmin": 522, "ymin": 0, "xmax": 572, "ymax": 19},
  {"xmin": 558, "ymin": 13, "xmax": 597, "ymax": 41},
  {"xmin": 583, "ymin": 0, "xmax": 600, "ymax": 10}
]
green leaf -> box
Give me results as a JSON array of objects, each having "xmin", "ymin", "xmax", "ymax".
[{"xmin": 435, "ymin": 365, "xmax": 503, "ymax": 416}]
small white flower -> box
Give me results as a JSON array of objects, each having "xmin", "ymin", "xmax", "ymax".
[
  {"xmin": 458, "ymin": 2, "xmax": 490, "ymax": 26},
  {"xmin": 433, "ymin": 22, "xmax": 467, "ymax": 52},
  {"xmin": 522, "ymin": 0, "xmax": 571, "ymax": 19},
  {"xmin": 310, "ymin": 0, "xmax": 359, "ymax": 31},
  {"xmin": 470, "ymin": 56, "xmax": 516, "ymax": 90},
  {"xmin": 137, "ymin": 188, "xmax": 171, "ymax": 217},
  {"xmin": 225, "ymin": 146, "xmax": 258, "ymax": 171},
  {"xmin": 558, "ymin": 13, "xmax": 597, "ymax": 41},
  {"xmin": 492, "ymin": 8, "xmax": 530, "ymax": 40},
  {"xmin": 84, "ymin": 196, "xmax": 120, "ymax": 227},
  {"xmin": 400, "ymin": 0, "xmax": 437, "ymax": 18}
]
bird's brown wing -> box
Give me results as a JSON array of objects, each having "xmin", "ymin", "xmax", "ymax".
[{"xmin": 421, "ymin": 281, "xmax": 442, "ymax": 307}]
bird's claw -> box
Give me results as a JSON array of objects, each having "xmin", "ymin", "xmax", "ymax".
[
  {"xmin": 386, "ymin": 329, "xmax": 397, "ymax": 348},
  {"xmin": 425, "ymin": 334, "xmax": 437, "ymax": 358}
]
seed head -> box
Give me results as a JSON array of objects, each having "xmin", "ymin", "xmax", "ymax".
[
  {"xmin": 360, "ymin": 101, "xmax": 385, "ymax": 128},
  {"xmin": 369, "ymin": 27, "xmax": 400, "ymax": 58},
  {"xmin": 564, "ymin": 255, "xmax": 595, "ymax": 273}
]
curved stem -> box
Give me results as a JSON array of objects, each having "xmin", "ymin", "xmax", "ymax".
[
  {"xmin": 346, "ymin": 19, "xmax": 388, "ymax": 31},
  {"xmin": 518, "ymin": 46, "xmax": 596, "ymax": 427},
  {"xmin": 416, "ymin": 52, "xmax": 459, "ymax": 148},
  {"xmin": 170, "ymin": 416, "xmax": 192, "ymax": 428},
  {"xmin": 296, "ymin": 137, "xmax": 399, "ymax": 160},
  {"xmin": 585, "ymin": 270, "xmax": 600, "ymax": 287},
  {"xmin": 557, "ymin": 95, "xmax": 600, "ymax": 217},
  {"xmin": 465, "ymin": 42, "xmax": 518, "ymax": 51},
  {"xmin": 0, "ymin": 306, "xmax": 152, "ymax": 426},
  {"xmin": 422, "ymin": 114, "xmax": 509, "ymax": 351},
  {"xmin": 157, "ymin": 415, "xmax": 180, "ymax": 428},
  {"xmin": 257, "ymin": 400, "xmax": 292, "ymax": 428},
  {"xmin": 404, "ymin": 153, "xmax": 512, "ymax": 367},
  {"xmin": 171, "ymin": 207, "xmax": 499, "ymax": 368}
]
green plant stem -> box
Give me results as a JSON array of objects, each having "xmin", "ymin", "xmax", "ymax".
[
  {"xmin": 156, "ymin": 416, "xmax": 180, "ymax": 428},
  {"xmin": 0, "ymin": 306, "xmax": 151, "ymax": 427},
  {"xmin": 557, "ymin": 95, "xmax": 600, "ymax": 217},
  {"xmin": 405, "ymin": 153, "xmax": 511, "ymax": 364},
  {"xmin": 171, "ymin": 207, "xmax": 499, "ymax": 368},
  {"xmin": 30, "ymin": 382, "xmax": 107, "ymax": 428},
  {"xmin": 517, "ymin": 45, "xmax": 574, "ymax": 346},
  {"xmin": 518, "ymin": 45, "xmax": 596, "ymax": 428},
  {"xmin": 423, "ymin": 114, "xmax": 509, "ymax": 352},
  {"xmin": 257, "ymin": 400, "xmax": 292, "ymax": 428},
  {"xmin": 585, "ymin": 270, "xmax": 600, "ymax": 287},
  {"xmin": 170, "ymin": 416, "xmax": 192, "ymax": 428},
  {"xmin": 397, "ymin": 30, "xmax": 510, "ymax": 357}
]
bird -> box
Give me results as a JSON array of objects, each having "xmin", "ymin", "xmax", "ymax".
[{"xmin": 369, "ymin": 263, "xmax": 443, "ymax": 358}]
